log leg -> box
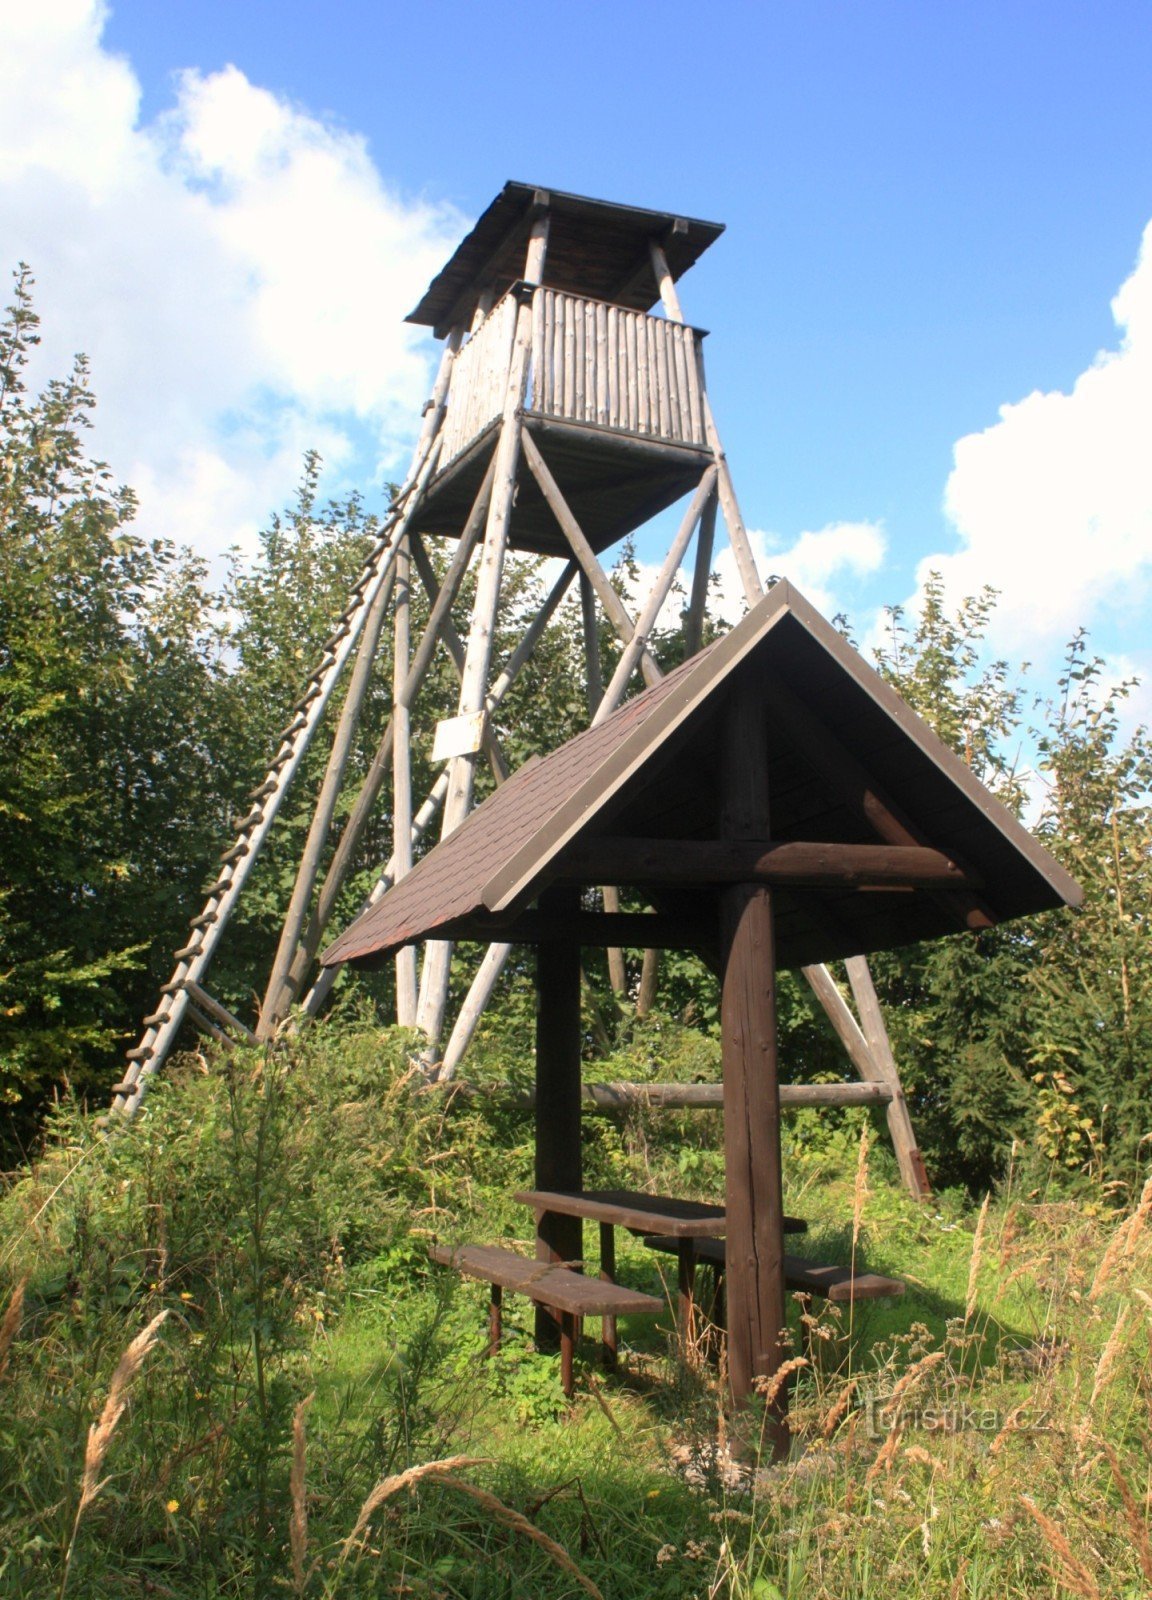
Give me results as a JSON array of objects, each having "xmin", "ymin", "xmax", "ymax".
[
  {"xmin": 678, "ymin": 1240, "xmax": 697, "ymax": 1356},
  {"xmin": 560, "ymin": 1310, "xmax": 576, "ymax": 1398},
  {"xmin": 488, "ymin": 1283, "xmax": 502, "ymax": 1358},
  {"xmin": 600, "ymin": 1221, "xmax": 617, "ymax": 1370}
]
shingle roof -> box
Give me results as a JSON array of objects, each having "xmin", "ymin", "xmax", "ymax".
[
  {"xmin": 406, "ymin": 182, "xmax": 724, "ymax": 337},
  {"xmin": 322, "ymin": 580, "xmax": 1081, "ymax": 971}
]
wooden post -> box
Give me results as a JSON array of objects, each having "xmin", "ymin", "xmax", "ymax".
[
  {"xmin": 534, "ymin": 888, "xmax": 583, "ymax": 1350},
  {"xmin": 417, "ymin": 214, "xmax": 550, "ymax": 1052},
  {"xmin": 255, "ymin": 561, "xmax": 397, "ymax": 1038},
  {"xmin": 392, "ymin": 535, "xmax": 418, "ymax": 1024},
  {"xmin": 597, "ymin": 464, "xmax": 717, "ymax": 711},
  {"xmin": 649, "ymin": 239, "xmax": 763, "ymax": 611},
  {"xmin": 844, "ymin": 956, "xmax": 932, "ymax": 1200},
  {"xmin": 520, "ymin": 430, "xmax": 663, "ymax": 690},
  {"xmin": 684, "ymin": 487, "xmax": 717, "ymax": 657},
  {"xmin": 720, "ymin": 676, "xmax": 788, "ymax": 1458}
]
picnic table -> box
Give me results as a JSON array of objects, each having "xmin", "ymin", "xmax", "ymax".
[{"xmin": 515, "ymin": 1187, "xmax": 808, "ymax": 1352}]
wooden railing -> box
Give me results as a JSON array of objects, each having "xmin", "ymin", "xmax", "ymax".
[
  {"xmin": 437, "ymin": 286, "xmax": 708, "ymax": 467},
  {"xmin": 530, "ymin": 288, "xmax": 707, "ymax": 448},
  {"xmin": 437, "ymin": 291, "xmax": 517, "ymax": 466}
]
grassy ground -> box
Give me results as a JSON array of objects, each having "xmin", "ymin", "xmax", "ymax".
[{"xmin": 1, "ymin": 1023, "xmax": 1150, "ymax": 1598}]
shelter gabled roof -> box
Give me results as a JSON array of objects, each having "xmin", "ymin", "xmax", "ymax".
[
  {"xmin": 321, "ymin": 581, "xmax": 1081, "ymax": 973},
  {"xmin": 406, "ymin": 182, "xmax": 725, "ymax": 337}
]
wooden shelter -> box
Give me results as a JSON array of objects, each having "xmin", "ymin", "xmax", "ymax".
[
  {"xmin": 323, "ymin": 579, "xmax": 1081, "ymax": 1424},
  {"xmin": 111, "ymin": 180, "xmax": 1005, "ymax": 1202}
]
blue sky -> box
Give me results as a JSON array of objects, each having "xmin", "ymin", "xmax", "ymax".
[{"xmin": 4, "ymin": 0, "xmax": 1151, "ymax": 712}]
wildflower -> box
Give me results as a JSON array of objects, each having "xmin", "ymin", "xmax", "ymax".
[{"xmin": 166, "ymin": 1498, "xmax": 179, "ymax": 1514}]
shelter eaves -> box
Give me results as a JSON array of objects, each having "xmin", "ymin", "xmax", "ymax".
[
  {"xmin": 406, "ymin": 181, "xmax": 725, "ymax": 338},
  {"xmin": 321, "ymin": 581, "xmax": 1080, "ymax": 973}
]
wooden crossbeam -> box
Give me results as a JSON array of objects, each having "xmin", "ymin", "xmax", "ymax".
[
  {"xmin": 549, "ymin": 838, "xmax": 979, "ymax": 891},
  {"xmin": 762, "ymin": 677, "xmax": 997, "ymax": 931},
  {"xmin": 435, "ymin": 909, "xmax": 709, "ymax": 950}
]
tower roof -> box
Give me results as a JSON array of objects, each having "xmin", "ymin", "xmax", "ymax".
[
  {"xmin": 407, "ymin": 182, "xmax": 725, "ymax": 337},
  {"xmin": 321, "ymin": 581, "xmax": 1080, "ymax": 973}
]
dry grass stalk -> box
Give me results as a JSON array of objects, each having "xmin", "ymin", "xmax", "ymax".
[
  {"xmin": 1019, "ymin": 1496, "xmax": 1101, "ymax": 1599},
  {"xmin": 1101, "ymin": 1441, "xmax": 1152, "ymax": 1584},
  {"xmin": 78, "ymin": 1309, "xmax": 170, "ymax": 1517},
  {"xmin": 1089, "ymin": 1177, "xmax": 1152, "ymax": 1300},
  {"xmin": 1089, "ymin": 1304, "xmax": 1130, "ymax": 1410},
  {"xmin": 990, "ymin": 1400, "xmax": 1028, "ymax": 1455},
  {"xmin": 866, "ymin": 1420, "xmax": 903, "ymax": 1481},
  {"xmin": 340, "ymin": 1455, "xmax": 486, "ymax": 1559},
  {"xmin": 819, "ymin": 1376, "xmax": 859, "ymax": 1440},
  {"xmin": 432, "ymin": 1474, "xmax": 606, "ymax": 1600},
  {"xmin": 865, "ymin": 1351, "xmax": 946, "ymax": 1484},
  {"xmin": 0, "ymin": 1279, "xmax": 27, "ymax": 1381},
  {"xmin": 965, "ymin": 1194, "xmax": 990, "ymax": 1322},
  {"xmin": 59, "ymin": 1309, "xmax": 170, "ymax": 1600},
  {"xmin": 290, "ymin": 1391, "xmax": 314, "ymax": 1597},
  {"xmin": 754, "ymin": 1356, "xmax": 807, "ymax": 1412},
  {"xmin": 851, "ymin": 1125, "xmax": 871, "ymax": 1254},
  {"xmin": 886, "ymin": 1349, "xmax": 946, "ymax": 1411}
]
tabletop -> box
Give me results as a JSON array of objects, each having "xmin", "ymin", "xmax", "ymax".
[{"xmin": 515, "ymin": 1187, "xmax": 807, "ymax": 1238}]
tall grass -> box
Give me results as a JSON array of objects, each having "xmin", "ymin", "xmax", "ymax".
[{"xmin": 0, "ymin": 1019, "xmax": 1149, "ymax": 1598}]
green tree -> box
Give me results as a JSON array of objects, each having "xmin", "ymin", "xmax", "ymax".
[{"xmin": 0, "ymin": 268, "xmax": 230, "ymax": 1146}]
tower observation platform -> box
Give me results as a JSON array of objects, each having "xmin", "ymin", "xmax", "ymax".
[{"xmin": 409, "ymin": 183, "xmax": 725, "ymax": 556}]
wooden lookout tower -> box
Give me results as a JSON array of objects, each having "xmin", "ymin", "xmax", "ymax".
[{"xmin": 113, "ymin": 184, "xmax": 941, "ymax": 1190}]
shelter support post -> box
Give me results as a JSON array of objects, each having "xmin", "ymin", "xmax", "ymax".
[
  {"xmin": 720, "ymin": 677, "xmax": 789, "ymax": 1459},
  {"xmin": 533, "ymin": 888, "xmax": 584, "ymax": 1350}
]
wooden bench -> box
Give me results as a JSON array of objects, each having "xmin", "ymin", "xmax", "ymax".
[
  {"xmin": 642, "ymin": 1234, "xmax": 904, "ymax": 1339},
  {"xmin": 430, "ymin": 1243, "xmax": 663, "ymax": 1395}
]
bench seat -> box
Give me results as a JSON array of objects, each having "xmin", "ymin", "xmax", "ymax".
[
  {"xmin": 430, "ymin": 1243, "xmax": 663, "ymax": 1316},
  {"xmin": 642, "ymin": 1235, "xmax": 905, "ymax": 1303},
  {"xmin": 430, "ymin": 1243, "xmax": 662, "ymax": 1394}
]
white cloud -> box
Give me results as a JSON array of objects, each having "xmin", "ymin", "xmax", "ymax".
[
  {"xmin": 918, "ymin": 220, "xmax": 1152, "ymax": 652},
  {"xmin": 621, "ymin": 517, "xmax": 886, "ymax": 635},
  {"xmin": 0, "ymin": 0, "xmax": 462, "ymax": 566},
  {"xmin": 712, "ymin": 518, "xmax": 888, "ymax": 623}
]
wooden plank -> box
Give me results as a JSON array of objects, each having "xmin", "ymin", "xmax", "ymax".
[
  {"xmin": 671, "ymin": 322, "xmax": 692, "ymax": 440},
  {"xmin": 430, "ymin": 1245, "xmax": 661, "ymax": 1316},
  {"xmin": 642, "ymin": 1239, "xmax": 905, "ymax": 1303},
  {"xmin": 720, "ymin": 678, "xmax": 788, "ymax": 1453},
  {"xmin": 573, "ymin": 295, "xmax": 585, "ymax": 420},
  {"xmin": 562, "ymin": 292, "xmax": 576, "ymax": 418},
  {"xmin": 533, "ymin": 887, "xmax": 585, "ymax": 1347},
  {"xmin": 517, "ymin": 1188, "xmax": 727, "ymax": 1237},
  {"xmin": 595, "ymin": 299, "xmax": 609, "ymax": 424},
  {"xmin": 555, "ymin": 837, "xmax": 976, "ymax": 889},
  {"xmin": 625, "ymin": 308, "xmax": 640, "ymax": 432},
  {"xmin": 607, "ymin": 304, "xmax": 620, "ymax": 429},
  {"xmin": 654, "ymin": 318, "xmax": 673, "ymax": 438},
  {"xmin": 683, "ymin": 327, "xmax": 704, "ymax": 444}
]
